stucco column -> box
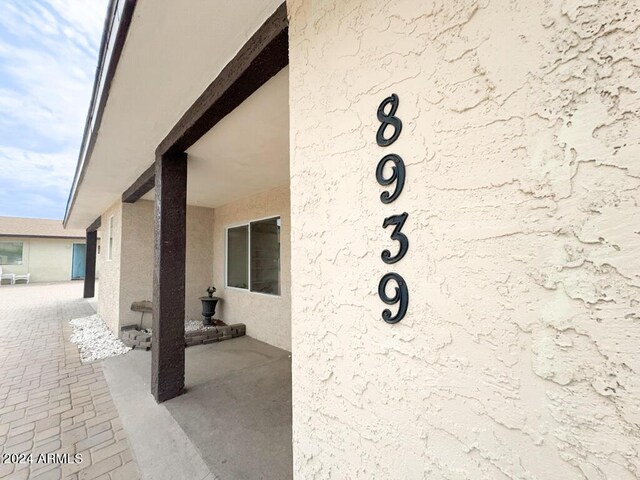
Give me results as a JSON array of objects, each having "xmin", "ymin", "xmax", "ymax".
[
  {"xmin": 151, "ymin": 152, "xmax": 187, "ymax": 403},
  {"xmin": 288, "ymin": 0, "xmax": 640, "ymax": 477},
  {"xmin": 83, "ymin": 229, "xmax": 98, "ymax": 298}
]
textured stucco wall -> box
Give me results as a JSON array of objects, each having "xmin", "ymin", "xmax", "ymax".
[
  {"xmin": 185, "ymin": 204, "xmax": 216, "ymax": 320},
  {"xmin": 97, "ymin": 201, "xmax": 122, "ymax": 333},
  {"xmin": 212, "ymin": 185, "xmax": 291, "ymax": 351},
  {"xmin": 288, "ymin": 0, "xmax": 640, "ymax": 478},
  {"xmin": 119, "ymin": 201, "xmax": 154, "ymax": 329},
  {"xmin": 0, "ymin": 237, "xmax": 83, "ymax": 282},
  {"xmin": 99, "ymin": 200, "xmax": 214, "ymax": 332}
]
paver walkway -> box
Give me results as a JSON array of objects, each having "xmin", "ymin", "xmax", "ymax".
[{"xmin": 0, "ymin": 282, "xmax": 140, "ymax": 480}]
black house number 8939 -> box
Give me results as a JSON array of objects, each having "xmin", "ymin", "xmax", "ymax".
[{"xmin": 376, "ymin": 94, "xmax": 409, "ymax": 324}]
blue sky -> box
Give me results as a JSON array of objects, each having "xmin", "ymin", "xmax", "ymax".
[{"xmin": 0, "ymin": 0, "xmax": 107, "ymax": 220}]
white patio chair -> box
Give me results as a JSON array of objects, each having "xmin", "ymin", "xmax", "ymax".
[
  {"xmin": 13, "ymin": 273, "xmax": 30, "ymax": 285},
  {"xmin": 0, "ymin": 266, "xmax": 15, "ymax": 285}
]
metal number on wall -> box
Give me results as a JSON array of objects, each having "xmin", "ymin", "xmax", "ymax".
[
  {"xmin": 381, "ymin": 212, "xmax": 409, "ymax": 264},
  {"xmin": 376, "ymin": 94, "xmax": 403, "ymax": 147},
  {"xmin": 376, "ymin": 94, "xmax": 409, "ymax": 324},
  {"xmin": 378, "ymin": 273, "xmax": 409, "ymax": 324},
  {"xmin": 376, "ymin": 154, "xmax": 406, "ymax": 204}
]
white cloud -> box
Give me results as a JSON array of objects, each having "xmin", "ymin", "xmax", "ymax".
[
  {"xmin": 0, "ymin": 0, "xmax": 108, "ymax": 218},
  {"xmin": 0, "ymin": 44, "xmax": 94, "ymax": 144},
  {"xmin": 41, "ymin": 0, "xmax": 106, "ymax": 47},
  {"xmin": 0, "ymin": 146, "xmax": 77, "ymax": 218},
  {"xmin": 0, "ymin": 146, "xmax": 76, "ymax": 192}
]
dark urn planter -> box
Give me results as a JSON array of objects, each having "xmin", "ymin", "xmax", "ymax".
[{"xmin": 200, "ymin": 286, "xmax": 220, "ymax": 326}]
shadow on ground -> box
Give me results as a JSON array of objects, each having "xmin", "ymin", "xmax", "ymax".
[{"xmin": 103, "ymin": 336, "xmax": 292, "ymax": 480}]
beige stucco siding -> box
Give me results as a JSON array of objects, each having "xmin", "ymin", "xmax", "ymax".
[
  {"xmin": 97, "ymin": 201, "xmax": 122, "ymax": 333},
  {"xmin": 98, "ymin": 200, "xmax": 214, "ymax": 333},
  {"xmin": 213, "ymin": 185, "xmax": 291, "ymax": 351},
  {"xmin": 118, "ymin": 201, "xmax": 154, "ymax": 329},
  {"xmin": 186, "ymin": 204, "xmax": 215, "ymax": 321},
  {"xmin": 0, "ymin": 236, "xmax": 84, "ymax": 283},
  {"xmin": 288, "ymin": 0, "xmax": 640, "ymax": 478},
  {"xmin": 119, "ymin": 200, "xmax": 215, "ymax": 327}
]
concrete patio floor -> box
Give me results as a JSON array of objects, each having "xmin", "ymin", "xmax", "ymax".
[{"xmin": 102, "ymin": 336, "xmax": 293, "ymax": 480}]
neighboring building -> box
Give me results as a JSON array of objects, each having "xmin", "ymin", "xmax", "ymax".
[
  {"xmin": 0, "ymin": 216, "xmax": 88, "ymax": 283},
  {"xmin": 63, "ymin": 1, "xmax": 640, "ymax": 479}
]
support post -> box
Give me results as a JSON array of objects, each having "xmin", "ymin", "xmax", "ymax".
[
  {"xmin": 83, "ymin": 217, "xmax": 100, "ymax": 298},
  {"xmin": 83, "ymin": 230, "xmax": 98, "ymax": 298},
  {"xmin": 151, "ymin": 151, "xmax": 187, "ymax": 403}
]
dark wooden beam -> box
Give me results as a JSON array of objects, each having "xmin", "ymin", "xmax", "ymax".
[
  {"xmin": 151, "ymin": 152, "xmax": 187, "ymax": 403},
  {"xmin": 83, "ymin": 230, "xmax": 98, "ymax": 299},
  {"xmin": 122, "ymin": 163, "xmax": 155, "ymax": 203},
  {"xmin": 87, "ymin": 216, "xmax": 102, "ymax": 233},
  {"xmin": 156, "ymin": 3, "xmax": 288, "ymax": 157}
]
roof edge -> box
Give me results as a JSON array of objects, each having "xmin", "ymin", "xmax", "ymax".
[
  {"xmin": 0, "ymin": 235, "xmax": 86, "ymax": 240},
  {"xmin": 63, "ymin": 0, "xmax": 137, "ymax": 228}
]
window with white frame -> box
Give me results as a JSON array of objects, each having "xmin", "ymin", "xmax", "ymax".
[
  {"xmin": 226, "ymin": 217, "xmax": 281, "ymax": 295},
  {"xmin": 0, "ymin": 242, "xmax": 23, "ymax": 265},
  {"xmin": 108, "ymin": 216, "xmax": 114, "ymax": 261}
]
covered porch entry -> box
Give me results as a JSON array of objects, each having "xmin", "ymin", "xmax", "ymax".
[
  {"xmin": 63, "ymin": 2, "xmax": 292, "ymax": 478},
  {"xmin": 107, "ymin": 61, "xmax": 292, "ymax": 478}
]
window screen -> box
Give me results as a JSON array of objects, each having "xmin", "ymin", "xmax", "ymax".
[
  {"xmin": 0, "ymin": 242, "xmax": 23, "ymax": 265},
  {"xmin": 250, "ymin": 217, "xmax": 281, "ymax": 295},
  {"xmin": 226, "ymin": 217, "xmax": 281, "ymax": 295},
  {"xmin": 227, "ymin": 225, "xmax": 249, "ymax": 289}
]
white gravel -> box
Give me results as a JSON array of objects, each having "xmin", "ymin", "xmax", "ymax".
[
  {"xmin": 69, "ymin": 314, "xmax": 131, "ymax": 362},
  {"xmin": 185, "ymin": 319, "xmax": 216, "ymax": 333}
]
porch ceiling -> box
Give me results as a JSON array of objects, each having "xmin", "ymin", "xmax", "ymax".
[
  {"xmin": 65, "ymin": 0, "xmax": 285, "ymax": 229},
  {"xmin": 142, "ymin": 67, "xmax": 289, "ymax": 207}
]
